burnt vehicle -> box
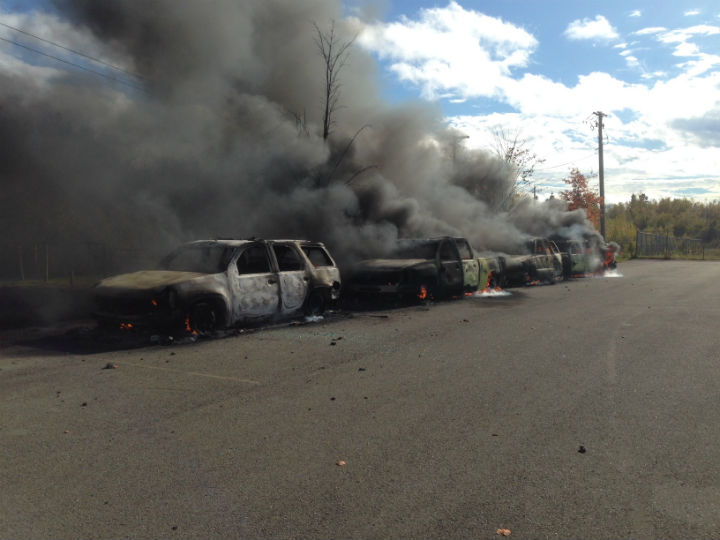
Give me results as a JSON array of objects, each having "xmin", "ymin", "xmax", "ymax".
[
  {"xmin": 553, "ymin": 238, "xmax": 603, "ymax": 277},
  {"xmin": 347, "ymin": 236, "xmax": 476, "ymax": 302},
  {"xmin": 503, "ymin": 237, "xmax": 567, "ymax": 286},
  {"xmin": 553, "ymin": 237, "xmax": 617, "ymax": 276},
  {"xmin": 93, "ymin": 239, "xmax": 341, "ymax": 334}
]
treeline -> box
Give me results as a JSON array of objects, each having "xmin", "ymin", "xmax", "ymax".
[{"xmin": 606, "ymin": 194, "xmax": 720, "ymax": 257}]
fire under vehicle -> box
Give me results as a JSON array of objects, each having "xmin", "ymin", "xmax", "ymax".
[
  {"xmin": 93, "ymin": 239, "xmax": 341, "ymax": 334},
  {"xmin": 347, "ymin": 236, "xmax": 496, "ymax": 301}
]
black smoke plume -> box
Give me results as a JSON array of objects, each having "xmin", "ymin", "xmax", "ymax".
[{"xmin": 0, "ymin": 0, "xmax": 600, "ymax": 270}]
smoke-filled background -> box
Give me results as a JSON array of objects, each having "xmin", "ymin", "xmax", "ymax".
[{"xmin": 0, "ymin": 0, "xmax": 600, "ymax": 270}]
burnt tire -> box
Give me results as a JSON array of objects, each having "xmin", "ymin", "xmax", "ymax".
[
  {"xmin": 188, "ymin": 301, "xmax": 220, "ymax": 335},
  {"xmin": 304, "ymin": 290, "xmax": 326, "ymax": 316}
]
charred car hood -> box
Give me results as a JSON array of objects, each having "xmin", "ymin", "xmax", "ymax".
[
  {"xmin": 96, "ymin": 270, "xmax": 207, "ymax": 291},
  {"xmin": 353, "ymin": 259, "xmax": 430, "ymax": 272}
]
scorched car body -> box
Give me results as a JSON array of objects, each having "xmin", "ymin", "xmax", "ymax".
[
  {"xmin": 93, "ymin": 239, "xmax": 341, "ymax": 333},
  {"xmin": 503, "ymin": 237, "xmax": 567, "ymax": 285},
  {"xmin": 347, "ymin": 237, "xmax": 475, "ymax": 301}
]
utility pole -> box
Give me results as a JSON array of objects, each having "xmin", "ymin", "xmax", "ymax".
[{"xmin": 593, "ymin": 111, "xmax": 606, "ymax": 240}]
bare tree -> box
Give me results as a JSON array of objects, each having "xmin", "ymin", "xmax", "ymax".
[
  {"xmin": 313, "ymin": 20, "xmax": 355, "ymax": 140},
  {"xmin": 493, "ymin": 128, "xmax": 545, "ymax": 209}
]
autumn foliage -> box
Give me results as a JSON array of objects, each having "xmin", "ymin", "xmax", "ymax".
[{"xmin": 559, "ymin": 168, "xmax": 602, "ymax": 229}]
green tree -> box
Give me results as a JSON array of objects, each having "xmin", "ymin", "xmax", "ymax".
[{"xmin": 628, "ymin": 193, "xmax": 650, "ymax": 230}]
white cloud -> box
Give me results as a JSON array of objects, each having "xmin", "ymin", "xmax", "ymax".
[
  {"xmin": 658, "ymin": 24, "xmax": 720, "ymax": 43},
  {"xmin": 358, "ymin": 1, "xmax": 537, "ymax": 100},
  {"xmin": 624, "ymin": 55, "xmax": 640, "ymax": 67},
  {"xmin": 634, "ymin": 27, "xmax": 667, "ymax": 35},
  {"xmin": 564, "ymin": 15, "xmax": 619, "ymax": 42},
  {"xmin": 629, "ymin": 10, "xmax": 642, "ymax": 17},
  {"xmin": 358, "ymin": 5, "xmax": 720, "ymax": 202},
  {"xmin": 655, "ymin": 25, "xmax": 720, "ymax": 75},
  {"xmin": 641, "ymin": 71, "xmax": 668, "ymax": 79},
  {"xmin": 673, "ymin": 42, "xmax": 701, "ymax": 57},
  {"xmin": 684, "ymin": 10, "xmax": 700, "ymax": 16},
  {"xmin": 449, "ymin": 65, "xmax": 720, "ymax": 202}
]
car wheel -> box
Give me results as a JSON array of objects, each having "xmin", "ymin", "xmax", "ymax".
[
  {"xmin": 304, "ymin": 290, "xmax": 326, "ymax": 316},
  {"xmin": 188, "ymin": 302, "xmax": 219, "ymax": 335}
]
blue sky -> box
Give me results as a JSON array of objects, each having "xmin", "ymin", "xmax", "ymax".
[
  {"xmin": 1, "ymin": 0, "xmax": 719, "ymax": 204},
  {"xmin": 348, "ymin": 0, "xmax": 720, "ymax": 202}
]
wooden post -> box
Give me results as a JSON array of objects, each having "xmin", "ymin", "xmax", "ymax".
[{"xmin": 635, "ymin": 229, "xmax": 640, "ymax": 258}]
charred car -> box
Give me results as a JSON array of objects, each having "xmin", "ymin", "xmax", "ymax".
[
  {"xmin": 347, "ymin": 236, "xmax": 477, "ymax": 301},
  {"xmin": 553, "ymin": 238, "xmax": 617, "ymax": 276},
  {"xmin": 503, "ymin": 237, "xmax": 567, "ymax": 285},
  {"xmin": 553, "ymin": 238, "xmax": 603, "ymax": 277},
  {"xmin": 93, "ymin": 239, "xmax": 341, "ymax": 333}
]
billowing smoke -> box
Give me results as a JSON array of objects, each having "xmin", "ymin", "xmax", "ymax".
[{"xmin": 0, "ymin": 0, "xmax": 600, "ymax": 269}]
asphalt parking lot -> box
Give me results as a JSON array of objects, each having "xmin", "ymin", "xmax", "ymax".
[{"xmin": 2, "ymin": 259, "xmax": 720, "ymax": 539}]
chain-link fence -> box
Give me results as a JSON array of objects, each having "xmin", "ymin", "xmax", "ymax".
[
  {"xmin": 635, "ymin": 231, "xmax": 704, "ymax": 259},
  {"xmin": 0, "ymin": 242, "xmax": 157, "ymax": 284}
]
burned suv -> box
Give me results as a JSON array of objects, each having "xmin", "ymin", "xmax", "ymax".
[{"xmin": 93, "ymin": 239, "xmax": 341, "ymax": 333}]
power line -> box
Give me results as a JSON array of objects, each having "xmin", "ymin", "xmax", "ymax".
[
  {"xmin": 0, "ymin": 20, "xmax": 144, "ymax": 80},
  {"xmin": 535, "ymin": 152, "xmax": 597, "ymax": 172},
  {"xmin": 0, "ymin": 35, "xmax": 145, "ymax": 92}
]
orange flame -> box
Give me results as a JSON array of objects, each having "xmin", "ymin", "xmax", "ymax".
[
  {"xmin": 184, "ymin": 317, "xmax": 198, "ymax": 335},
  {"xmin": 151, "ymin": 299, "xmax": 158, "ymax": 308},
  {"xmin": 417, "ymin": 285, "xmax": 428, "ymax": 300},
  {"xmin": 481, "ymin": 272, "xmax": 503, "ymax": 293},
  {"xmin": 119, "ymin": 322, "xmax": 134, "ymax": 330},
  {"xmin": 604, "ymin": 248, "xmax": 615, "ymax": 268}
]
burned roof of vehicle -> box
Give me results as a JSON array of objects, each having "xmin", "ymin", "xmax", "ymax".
[{"xmin": 184, "ymin": 238, "xmax": 328, "ymax": 247}]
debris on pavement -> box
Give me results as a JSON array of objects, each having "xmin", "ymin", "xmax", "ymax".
[
  {"xmin": 496, "ymin": 528, "xmax": 511, "ymax": 536},
  {"xmin": 336, "ymin": 460, "xmax": 346, "ymax": 467},
  {"xmin": 103, "ymin": 362, "xmax": 118, "ymax": 370}
]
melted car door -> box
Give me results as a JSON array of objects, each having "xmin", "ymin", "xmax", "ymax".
[
  {"xmin": 454, "ymin": 238, "xmax": 479, "ymax": 291},
  {"xmin": 438, "ymin": 239, "xmax": 464, "ymax": 295},
  {"xmin": 271, "ymin": 243, "xmax": 309, "ymax": 313},
  {"xmin": 231, "ymin": 243, "xmax": 280, "ymax": 322}
]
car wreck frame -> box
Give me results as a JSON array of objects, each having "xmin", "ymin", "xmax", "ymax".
[
  {"xmin": 93, "ymin": 239, "xmax": 341, "ymax": 334},
  {"xmin": 347, "ymin": 236, "xmax": 477, "ymax": 302}
]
